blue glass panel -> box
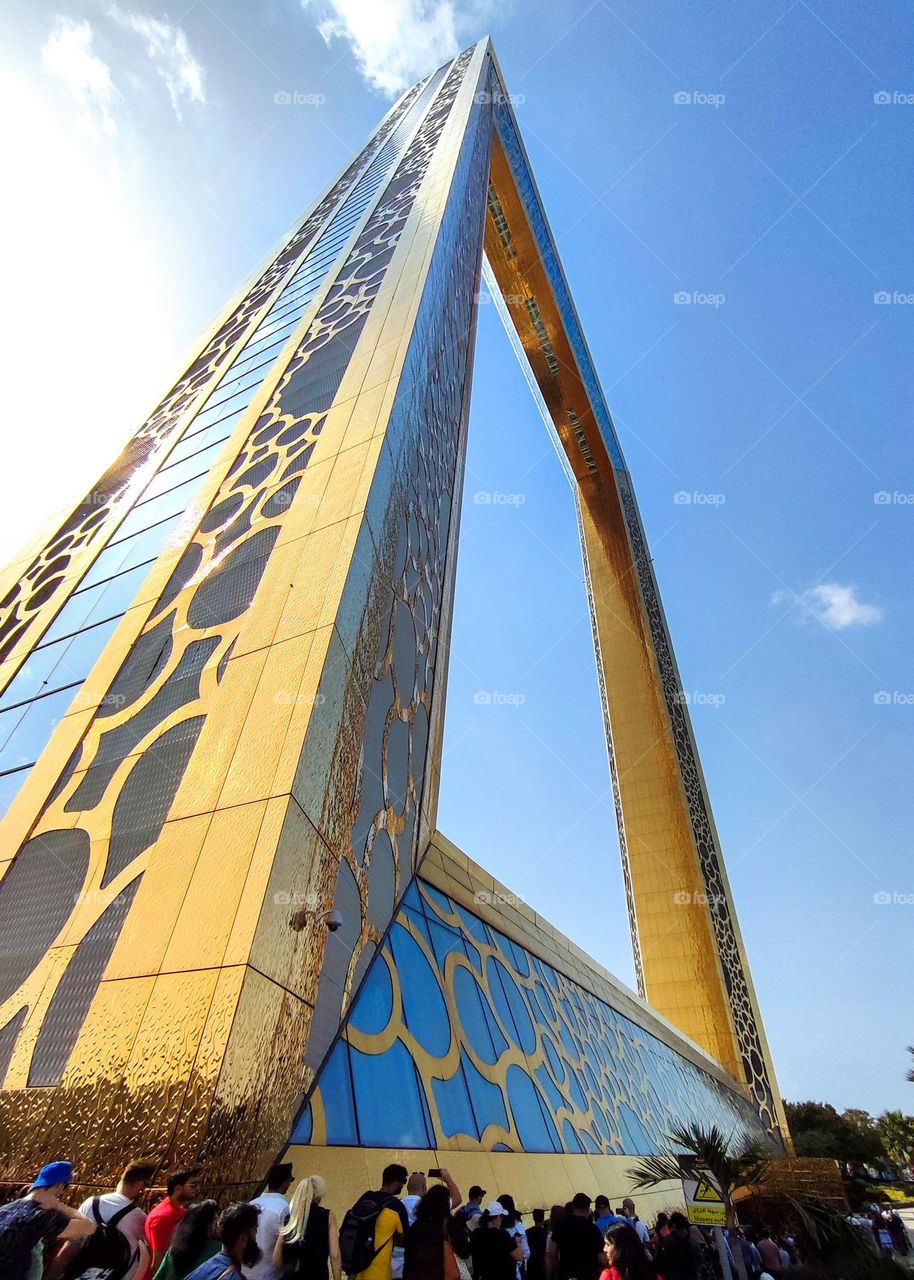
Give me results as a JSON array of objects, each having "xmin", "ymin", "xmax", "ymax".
[
  {"xmin": 567, "ymin": 1066, "xmax": 587, "ymax": 1112},
  {"xmin": 491, "ymin": 926, "xmax": 529, "ymax": 978},
  {"xmin": 0, "ymin": 765, "xmax": 29, "ymax": 815},
  {"xmin": 562, "ymin": 1119, "xmax": 586, "ymax": 1154},
  {"xmin": 453, "ymin": 965, "xmax": 507, "ymax": 1066},
  {"xmin": 531, "ymin": 980, "xmax": 556, "ymax": 1023},
  {"xmin": 420, "ymin": 882, "xmax": 455, "ymax": 920},
  {"xmin": 432, "ymin": 1055, "xmax": 478, "ymax": 1140},
  {"xmin": 579, "ymin": 1128, "xmax": 601, "ymax": 1155},
  {"xmin": 141, "ymin": 438, "xmax": 226, "ymax": 501},
  {"xmin": 535, "ymin": 1062, "xmax": 568, "ymax": 1115},
  {"xmin": 290, "ymin": 1099, "xmax": 313, "ymax": 1144},
  {"xmin": 0, "ymin": 615, "xmax": 123, "ymax": 711},
  {"xmin": 318, "ymin": 1039, "xmax": 357, "ymax": 1145},
  {"xmin": 505, "ymin": 1065, "xmax": 561, "ymax": 1153},
  {"xmin": 348, "ymin": 952, "xmax": 394, "ymax": 1036},
  {"xmin": 389, "ymin": 923, "xmax": 450, "ymax": 1057},
  {"xmin": 454, "ymin": 904, "xmax": 489, "ymax": 946},
  {"xmin": 40, "ymin": 560, "xmax": 154, "ymax": 646},
  {"xmin": 349, "ymin": 1039, "xmax": 432, "ymax": 1147},
  {"xmin": 425, "ymin": 915, "xmax": 467, "ymax": 971},
  {"xmin": 542, "ymin": 1034, "xmax": 566, "ymax": 1084},
  {"xmin": 460, "ymin": 935, "xmax": 481, "ymax": 973},
  {"xmin": 619, "ymin": 1103, "xmax": 654, "ymax": 1153},
  {"xmin": 0, "ymin": 685, "xmax": 77, "ymax": 773},
  {"xmin": 462, "ymin": 1048, "xmax": 508, "ymax": 1135},
  {"xmin": 486, "ymin": 955, "xmax": 535, "ymax": 1053}
]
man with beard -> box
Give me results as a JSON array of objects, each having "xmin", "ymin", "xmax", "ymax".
[{"xmin": 186, "ymin": 1203, "xmax": 262, "ymax": 1280}]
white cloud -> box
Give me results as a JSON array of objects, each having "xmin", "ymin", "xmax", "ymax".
[
  {"xmin": 772, "ymin": 583, "xmax": 883, "ymax": 630},
  {"xmin": 306, "ymin": 0, "xmax": 488, "ymax": 96},
  {"xmin": 41, "ymin": 16, "xmax": 121, "ymax": 137},
  {"xmin": 108, "ymin": 5, "xmax": 206, "ymax": 119}
]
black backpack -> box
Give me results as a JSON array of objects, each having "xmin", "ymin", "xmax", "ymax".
[
  {"xmin": 64, "ymin": 1198, "xmax": 138, "ymax": 1280},
  {"xmin": 339, "ymin": 1192, "xmax": 400, "ymax": 1276}
]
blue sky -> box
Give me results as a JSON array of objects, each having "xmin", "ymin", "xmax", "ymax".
[{"xmin": 1, "ymin": 0, "xmax": 912, "ymax": 1117}]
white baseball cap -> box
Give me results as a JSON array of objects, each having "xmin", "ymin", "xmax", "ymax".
[{"xmin": 486, "ymin": 1202, "xmax": 507, "ymax": 1217}]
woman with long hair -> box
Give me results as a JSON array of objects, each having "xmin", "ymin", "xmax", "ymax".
[
  {"xmin": 273, "ymin": 1176, "xmax": 341, "ymax": 1280},
  {"xmin": 600, "ymin": 1222, "xmax": 657, "ymax": 1280},
  {"xmin": 153, "ymin": 1200, "xmax": 220, "ymax": 1280}
]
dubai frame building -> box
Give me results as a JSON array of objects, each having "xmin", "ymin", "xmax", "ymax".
[{"xmin": 0, "ymin": 41, "xmax": 790, "ymax": 1201}]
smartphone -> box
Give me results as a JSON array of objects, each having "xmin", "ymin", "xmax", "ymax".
[{"xmin": 428, "ymin": 1168, "xmax": 442, "ymax": 1178}]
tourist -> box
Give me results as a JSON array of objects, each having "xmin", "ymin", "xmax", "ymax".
[
  {"xmin": 342, "ymin": 1164, "xmax": 409, "ymax": 1280},
  {"xmin": 526, "ymin": 1209, "xmax": 548, "ymax": 1280},
  {"xmin": 154, "ymin": 1201, "xmax": 221, "ymax": 1280},
  {"xmin": 496, "ymin": 1195, "xmax": 529, "ymax": 1277},
  {"xmin": 544, "ymin": 1206, "xmax": 566, "ymax": 1280},
  {"xmin": 600, "ymin": 1222, "xmax": 656, "ymax": 1280},
  {"xmin": 755, "ymin": 1230, "xmax": 782, "ymax": 1276},
  {"xmin": 247, "ymin": 1163, "xmax": 294, "ymax": 1280},
  {"xmin": 548, "ymin": 1193, "xmax": 604, "ymax": 1280},
  {"xmin": 456, "ymin": 1188, "xmax": 487, "ymax": 1227},
  {"xmin": 650, "ymin": 1215, "xmax": 669, "ymax": 1250},
  {"xmin": 392, "ymin": 1173, "xmax": 427, "ymax": 1280},
  {"xmin": 403, "ymin": 1179, "xmax": 465, "ymax": 1280},
  {"xmin": 593, "ymin": 1200, "xmax": 622, "ymax": 1235},
  {"xmin": 469, "ymin": 1203, "xmax": 524, "ymax": 1280},
  {"xmin": 146, "ymin": 1169, "xmax": 203, "ymax": 1277},
  {"xmin": 655, "ymin": 1213, "xmax": 701, "ymax": 1280},
  {"xmin": 185, "ymin": 1203, "xmax": 262, "ymax": 1280},
  {"xmin": 274, "ymin": 1174, "xmax": 340, "ymax": 1280},
  {"xmin": 0, "ymin": 1161, "xmax": 94, "ymax": 1280},
  {"xmin": 620, "ymin": 1201, "xmax": 650, "ymax": 1249},
  {"xmin": 733, "ymin": 1228, "xmax": 762, "ymax": 1280},
  {"xmin": 50, "ymin": 1160, "xmax": 156, "ymax": 1280}
]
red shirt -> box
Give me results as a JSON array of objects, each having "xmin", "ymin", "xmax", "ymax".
[{"xmin": 146, "ymin": 1198, "xmax": 186, "ymax": 1253}]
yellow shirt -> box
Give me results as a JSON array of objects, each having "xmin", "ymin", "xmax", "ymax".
[{"xmin": 356, "ymin": 1206, "xmax": 403, "ymax": 1280}]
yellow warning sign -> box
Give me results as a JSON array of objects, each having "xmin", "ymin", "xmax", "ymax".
[
  {"xmin": 694, "ymin": 1178, "xmax": 724, "ymax": 1204},
  {"xmin": 683, "ymin": 1175, "xmax": 726, "ymax": 1226}
]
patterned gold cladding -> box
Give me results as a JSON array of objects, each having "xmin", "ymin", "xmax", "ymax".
[{"xmin": 0, "ymin": 42, "xmax": 491, "ymax": 1192}]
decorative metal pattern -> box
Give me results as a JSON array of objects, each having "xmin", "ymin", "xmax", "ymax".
[
  {"xmin": 614, "ymin": 470, "xmax": 778, "ymax": 1133},
  {"xmin": 296, "ymin": 879, "xmax": 769, "ymax": 1154},
  {"xmin": 0, "ymin": 45, "xmax": 482, "ymax": 1188},
  {"xmin": 303, "ymin": 60, "xmax": 489, "ymax": 1077},
  {"xmin": 0, "ymin": 74, "xmax": 432, "ymax": 669}
]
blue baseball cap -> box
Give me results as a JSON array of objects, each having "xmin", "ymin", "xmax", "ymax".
[{"xmin": 32, "ymin": 1161, "xmax": 73, "ymax": 1188}]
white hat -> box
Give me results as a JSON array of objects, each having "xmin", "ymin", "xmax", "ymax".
[{"xmin": 486, "ymin": 1202, "xmax": 507, "ymax": 1217}]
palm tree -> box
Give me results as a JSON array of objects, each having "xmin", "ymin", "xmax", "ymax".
[
  {"xmin": 627, "ymin": 1120, "xmax": 772, "ymax": 1227},
  {"xmin": 627, "ymin": 1122, "xmax": 772, "ymax": 1280},
  {"xmin": 906, "ymin": 1045, "xmax": 914, "ymax": 1084}
]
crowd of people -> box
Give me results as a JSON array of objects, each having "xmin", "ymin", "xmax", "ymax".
[
  {"xmin": 0, "ymin": 1157, "xmax": 909, "ymax": 1280},
  {"xmin": 848, "ymin": 1204, "xmax": 910, "ymax": 1256}
]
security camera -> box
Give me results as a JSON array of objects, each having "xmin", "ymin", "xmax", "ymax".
[{"xmin": 325, "ymin": 909, "xmax": 343, "ymax": 932}]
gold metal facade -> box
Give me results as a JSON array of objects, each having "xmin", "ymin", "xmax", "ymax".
[{"xmin": 0, "ymin": 38, "xmax": 785, "ymax": 1194}]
